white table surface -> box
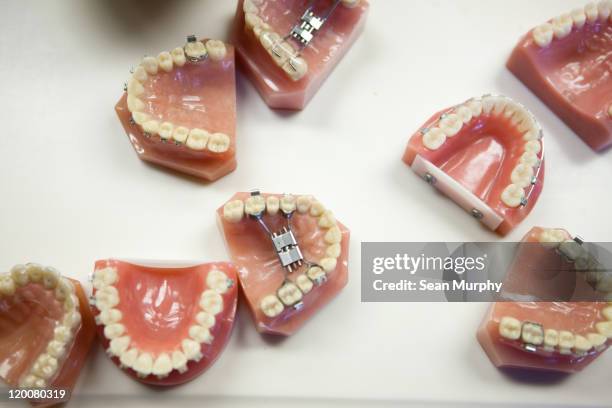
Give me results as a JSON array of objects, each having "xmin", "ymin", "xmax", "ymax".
[{"xmin": 1, "ymin": 0, "xmax": 611, "ymax": 407}]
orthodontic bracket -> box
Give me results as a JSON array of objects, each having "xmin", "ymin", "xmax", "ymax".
[{"xmin": 287, "ymin": 0, "xmax": 341, "ymax": 48}]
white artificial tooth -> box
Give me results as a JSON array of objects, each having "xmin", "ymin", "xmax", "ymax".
[
  {"xmin": 186, "ymin": 128, "xmax": 209, "ymax": 150},
  {"xmin": 539, "ymin": 229, "xmax": 567, "ymax": 246},
  {"xmin": 518, "ymin": 116, "xmax": 537, "ymax": 134},
  {"xmin": 63, "ymin": 310, "xmax": 81, "ymax": 329},
  {"xmin": 499, "ymin": 316, "xmax": 521, "ymax": 340},
  {"xmin": 223, "ymin": 200, "xmax": 245, "ymax": 223},
  {"xmin": 54, "ymin": 325, "xmax": 72, "ymax": 343},
  {"xmin": 157, "ymin": 51, "xmax": 173, "ymax": 72},
  {"xmin": 296, "ymin": 274, "xmax": 313, "ymax": 294},
  {"xmin": 439, "ymin": 113, "xmax": 463, "ymax": 137},
  {"xmin": 318, "ymin": 210, "xmax": 336, "ymax": 228},
  {"xmin": 46, "ymin": 340, "xmax": 66, "ymax": 359},
  {"xmin": 260, "ymin": 31, "xmax": 280, "ymax": 50},
  {"xmin": 119, "ymin": 348, "xmax": 139, "ymax": 368},
  {"xmin": 20, "ymin": 374, "xmax": 39, "ymax": 388},
  {"xmin": 134, "ymin": 353, "xmax": 153, "ymax": 377},
  {"xmin": 133, "ymin": 66, "xmax": 148, "ymax": 82},
  {"xmin": 208, "ymin": 133, "xmax": 231, "ymax": 153},
  {"xmin": 127, "ymin": 95, "xmax": 145, "ymax": 113},
  {"xmin": 184, "ymin": 41, "xmax": 207, "ymax": 60},
  {"xmin": 142, "ymin": 56, "xmax": 159, "ymax": 75},
  {"xmin": 189, "ymin": 325, "xmax": 213, "ymax": 344},
  {"xmin": 131, "ymin": 112, "xmax": 150, "ymax": 126},
  {"xmin": 182, "ymin": 339, "xmax": 203, "ymax": 361},
  {"xmin": 152, "ymin": 353, "xmax": 173, "ymax": 377},
  {"xmin": 253, "ymin": 22, "xmax": 272, "ymax": 38},
  {"xmin": 296, "ymin": 196, "xmax": 312, "ymax": 214},
  {"xmin": 95, "ymin": 285, "xmax": 120, "ymax": 310},
  {"xmin": 0, "ymin": 274, "xmax": 16, "ymax": 296},
  {"xmin": 324, "ymin": 226, "xmax": 342, "ymax": 245},
  {"xmin": 277, "ymin": 282, "xmax": 303, "ymax": 306},
  {"xmin": 559, "ymin": 331, "xmax": 575, "ymax": 354},
  {"xmin": 104, "ymin": 323, "xmax": 126, "ymax": 340},
  {"xmin": 93, "ymin": 267, "xmax": 118, "ymax": 290},
  {"xmin": 25, "ymin": 263, "xmax": 43, "ymax": 283},
  {"xmin": 245, "ymin": 195, "xmax": 266, "ymax": 216},
  {"xmin": 127, "ymin": 78, "xmax": 145, "ymax": 96},
  {"xmin": 99, "ymin": 308, "xmax": 122, "ymax": 326},
  {"xmin": 467, "ymin": 99, "xmax": 483, "ymax": 117},
  {"xmin": 587, "ymin": 333, "xmax": 608, "ymax": 350},
  {"xmin": 260, "ymin": 295, "xmax": 284, "ymax": 318},
  {"xmin": 158, "ymin": 122, "xmax": 174, "ymax": 140},
  {"xmin": 481, "ymin": 96, "xmax": 496, "ymax": 114},
  {"xmin": 532, "ymin": 23, "xmax": 554, "ymax": 47},
  {"xmin": 326, "ymin": 243, "xmax": 342, "ymax": 259},
  {"xmin": 109, "ymin": 336, "xmax": 131, "ymax": 357},
  {"xmin": 552, "ymin": 14, "xmax": 573, "ymax": 39},
  {"xmin": 310, "ymin": 201, "xmax": 325, "ymax": 217},
  {"xmin": 41, "ymin": 266, "xmax": 60, "ymax": 290},
  {"xmin": 511, "ymin": 164, "xmax": 535, "ymax": 188},
  {"xmin": 571, "ymin": 8, "xmax": 587, "ymax": 28},
  {"xmin": 320, "ymin": 258, "xmax": 338, "ymax": 273},
  {"xmin": 501, "ymin": 184, "xmax": 525, "ymax": 208},
  {"xmin": 280, "ymin": 194, "xmax": 297, "ymax": 213},
  {"xmin": 64, "ymin": 294, "xmax": 79, "ymax": 312},
  {"xmin": 422, "ymin": 127, "xmax": 446, "ymax": 150},
  {"xmin": 559, "ymin": 239, "xmax": 584, "ymax": 261},
  {"xmin": 142, "ymin": 120, "xmax": 160, "ymax": 136},
  {"xmin": 602, "ymin": 306, "xmax": 612, "ymax": 321},
  {"xmin": 585, "ymin": 2, "xmax": 599, "ymax": 22},
  {"xmin": 598, "ymin": 0, "xmax": 611, "ymax": 19},
  {"xmin": 245, "ymin": 12, "xmax": 263, "ymax": 30},
  {"xmin": 521, "ymin": 322, "xmax": 544, "ymax": 345},
  {"xmin": 282, "ymin": 56, "xmax": 308, "ymax": 81},
  {"xmin": 171, "ymin": 47, "xmax": 186, "ymax": 67},
  {"xmin": 195, "ymin": 311, "xmax": 216, "ymax": 329},
  {"xmin": 266, "ymin": 195, "xmax": 280, "ymax": 215},
  {"xmin": 33, "ymin": 378, "xmax": 46, "ymax": 388},
  {"xmin": 262, "ymin": 35, "xmax": 295, "ymax": 65},
  {"xmin": 519, "ymin": 151, "xmax": 540, "ymax": 168},
  {"xmin": 596, "ymin": 321, "xmax": 612, "ymax": 338},
  {"xmin": 307, "ymin": 266, "xmax": 327, "ymax": 284},
  {"xmin": 206, "ymin": 269, "xmax": 230, "ymax": 294},
  {"xmin": 244, "ymin": 0, "xmax": 260, "ymax": 14},
  {"xmin": 172, "ymin": 351, "xmax": 188, "ymax": 373},
  {"xmin": 206, "ymin": 40, "xmax": 227, "ymax": 61},
  {"xmin": 543, "ymin": 329, "xmax": 559, "ymax": 351},
  {"xmin": 341, "ymin": 0, "xmax": 361, "ymax": 7},
  {"xmin": 492, "ymin": 98, "xmax": 507, "ymax": 116},
  {"xmin": 523, "ymin": 129, "xmax": 540, "ymax": 142},
  {"xmin": 574, "ymin": 335, "xmax": 593, "ymax": 354},
  {"xmin": 456, "ymin": 105, "xmax": 473, "ymax": 124},
  {"xmin": 199, "ymin": 290, "xmax": 223, "ymax": 315},
  {"xmin": 172, "ymin": 126, "xmax": 189, "ymax": 143},
  {"xmin": 33, "ymin": 354, "xmax": 58, "ymax": 380},
  {"xmin": 11, "ymin": 264, "xmax": 29, "ymax": 286},
  {"xmin": 55, "ymin": 278, "xmax": 75, "ymax": 301}
]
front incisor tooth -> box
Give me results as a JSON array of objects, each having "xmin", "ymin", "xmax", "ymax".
[
  {"xmin": 552, "ymin": 14, "xmax": 573, "ymax": 39},
  {"xmin": 206, "ymin": 40, "xmax": 227, "ymax": 61},
  {"xmin": 266, "ymin": 196, "xmax": 280, "ymax": 215},
  {"xmin": 208, "ymin": 133, "xmax": 231, "ymax": 153},
  {"xmin": 104, "ymin": 323, "xmax": 126, "ymax": 340},
  {"xmin": 189, "ymin": 325, "xmax": 213, "ymax": 344},
  {"xmin": 11, "ymin": 264, "xmax": 29, "ymax": 286},
  {"xmin": 532, "ymin": 23, "xmax": 554, "ymax": 47},
  {"xmin": 223, "ymin": 200, "xmax": 245, "ymax": 223},
  {"xmin": 134, "ymin": 353, "xmax": 153, "ymax": 377},
  {"xmin": 422, "ymin": 127, "xmax": 446, "ymax": 150},
  {"xmin": 245, "ymin": 195, "xmax": 266, "ymax": 216},
  {"xmin": 296, "ymin": 274, "xmax": 313, "ymax": 294},
  {"xmin": 439, "ymin": 113, "xmax": 463, "ymax": 137},
  {"xmin": 152, "ymin": 353, "xmax": 173, "ymax": 377},
  {"xmin": 297, "ymin": 196, "xmax": 312, "ymax": 213},
  {"xmin": 120, "ymin": 348, "xmax": 139, "ymax": 368},
  {"xmin": 206, "ymin": 269, "xmax": 230, "ymax": 294},
  {"xmin": 158, "ymin": 122, "xmax": 174, "ymax": 140},
  {"xmin": 260, "ymin": 295, "xmax": 284, "ymax": 318},
  {"xmin": 511, "ymin": 164, "xmax": 535, "ymax": 188},
  {"xmin": 499, "ymin": 316, "xmax": 521, "ymax": 340},
  {"xmin": 171, "ymin": 47, "xmax": 186, "ymax": 67},
  {"xmin": 142, "ymin": 56, "xmax": 159, "ymax": 75},
  {"xmin": 186, "ymin": 128, "xmax": 210, "ymax": 151},
  {"xmin": 585, "ymin": 2, "xmax": 599, "ymax": 22},
  {"xmin": 172, "ymin": 126, "xmax": 189, "ymax": 143},
  {"xmin": 596, "ymin": 321, "xmax": 612, "ymax": 338},
  {"xmin": 571, "ymin": 8, "xmax": 587, "ymax": 28},
  {"xmin": 182, "ymin": 339, "xmax": 203, "ymax": 361},
  {"xmin": 501, "ymin": 184, "xmax": 525, "ymax": 208},
  {"xmin": 200, "ymin": 290, "xmax": 224, "ymax": 315},
  {"xmin": 598, "ymin": 0, "xmax": 611, "ymax": 20},
  {"xmin": 467, "ymin": 99, "xmax": 483, "ymax": 116},
  {"xmin": 559, "ymin": 331, "xmax": 575, "ymax": 354},
  {"xmin": 280, "ymin": 195, "xmax": 297, "ymax": 213},
  {"xmin": 277, "ymin": 282, "xmax": 302, "ymax": 306},
  {"xmin": 324, "ymin": 226, "xmax": 342, "ymax": 245},
  {"xmin": 320, "ymin": 257, "xmax": 338, "ymax": 273},
  {"xmin": 109, "ymin": 336, "xmax": 131, "ymax": 356}
]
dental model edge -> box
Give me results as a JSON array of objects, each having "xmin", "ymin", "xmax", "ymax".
[
  {"xmin": 242, "ymin": 0, "xmax": 362, "ymax": 81},
  {"xmin": 223, "ymin": 192, "xmax": 342, "ymax": 319},
  {"xmin": 125, "ymin": 36, "xmax": 231, "ymax": 154},
  {"xmin": 0, "ymin": 264, "xmax": 83, "ymax": 389},
  {"xmin": 91, "ymin": 265, "xmax": 234, "ymax": 380}
]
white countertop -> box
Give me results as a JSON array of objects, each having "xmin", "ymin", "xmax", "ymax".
[{"xmin": 0, "ymin": 0, "xmax": 610, "ymax": 407}]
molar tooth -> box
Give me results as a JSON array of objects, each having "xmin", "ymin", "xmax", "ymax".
[
  {"xmin": 602, "ymin": 306, "xmax": 612, "ymax": 321},
  {"xmin": 95, "ymin": 285, "xmax": 120, "ymax": 310},
  {"xmin": 11, "ymin": 264, "xmax": 29, "ymax": 286},
  {"xmin": 320, "ymin": 258, "xmax": 338, "ymax": 273},
  {"xmin": 539, "ymin": 229, "xmax": 567, "ymax": 246},
  {"xmin": 64, "ymin": 294, "xmax": 79, "ymax": 312},
  {"xmin": 186, "ymin": 128, "xmax": 209, "ymax": 150},
  {"xmin": 64, "ymin": 311, "xmax": 81, "ymax": 329},
  {"xmin": 597, "ymin": 321, "xmax": 612, "ymax": 338},
  {"xmin": 543, "ymin": 329, "xmax": 559, "ymax": 352},
  {"xmin": 223, "ymin": 200, "xmax": 245, "ymax": 223},
  {"xmin": 207, "ymin": 133, "xmax": 231, "ymax": 153},
  {"xmin": 109, "ymin": 336, "xmax": 131, "ymax": 357},
  {"xmin": 171, "ymin": 47, "xmax": 186, "ymax": 67},
  {"xmin": 182, "ymin": 339, "xmax": 203, "ymax": 361},
  {"xmin": 559, "ymin": 331, "xmax": 575, "ymax": 354},
  {"xmin": 245, "ymin": 12, "xmax": 263, "ymax": 29},
  {"xmin": 280, "ymin": 194, "xmax": 297, "ymax": 213},
  {"xmin": 46, "ymin": 340, "xmax": 66, "ymax": 359},
  {"xmin": 260, "ymin": 295, "xmax": 284, "ymax": 318},
  {"xmin": 55, "ymin": 278, "xmax": 75, "ymax": 301},
  {"xmin": 141, "ymin": 56, "xmax": 159, "ymax": 75},
  {"xmin": 467, "ymin": 99, "xmax": 483, "ymax": 116},
  {"xmin": 524, "ymin": 140, "xmax": 541, "ymax": 154},
  {"xmin": 585, "ymin": 2, "xmax": 599, "ymax": 23},
  {"xmin": 587, "ymin": 333, "xmax": 608, "ymax": 351},
  {"xmin": 206, "ymin": 269, "xmax": 230, "ymax": 294},
  {"xmin": 54, "ymin": 325, "xmax": 73, "ymax": 343},
  {"xmin": 133, "ymin": 66, "xmax": 148, "ymax": 82},
  {"xmin": 307, "ymin": 266, "xmax": 327, "ymax": 285},
  {"xmin": 422, "ymin": 127, "xmax": 446, "ymax": 150},
  {"xmin": 511, "ymin": 164, "xmax": 535, "ymax": 188},
  {"xmin": 318, "ymin": 210, "xmax": 336, "ymax": 228},
  {"xmin": 20, "ymin": 375, "xmax": 39, "ymax": 388},
  {"xmin": 571, "ymin": 8, "xmax": 587, "ymax": 28},
  {"xmin": 200, "ymin": 290, "xmax": 223, "ymax": 315},
  {"xmin": 243, "ymin": 0, "xmax": 260, "ymax": 13},
  {"xmin": 0, "ymin": 274, "xmax": 16, "ymax": 296},
  {"xmin": 598, "ymin": 0, "xmax": 611, "ymax": 20},
  {"xmin": 492, "ymin": 98, "xmax": 507, "ymax": 116},
  {"xmin": 501, "ymin": 184, "xmax": 525, "ymax": 208},
  {"xmin": 559, "ymin": 239, "xmax": 584, "ymax": 261},
  {"xmin": 260, "ymin": 31, "xmax": 281, "ymax": 51},
  {"xmin": 127, "ymin": 95, "xmax": 145, "ymax": 113},
  {"xmin": 324, "ymin": 226, "xmax": 342, "ymax": 245},
  {"xmin": 532, "ymin": 23, "xmax": 554, "ymax": 47},
  {"xmin": 189, "ymin": 325, "xmax": 213, "ymax": 344},
  {"xmin": 253, "ymin": 23, "xmax": 272, "ymax": 38},
  {"xmin": 119, "ymin": 348, "xmax": 139, "ymax": 368},
  {"xmin": 157, "ymin": 51, "xmax": 173, "ymax": 72},
  {"xmin": 456, "ymin": 105, "xmax": 473, "ymax": 124},
  {"xmin": 206, "ymin": 40, "xmax": 227, "ymax": 61},
  {"xmin": 277, "ymin": 282, "xmax": 303, "ymax": 306},
  {"xmin": 269, "ymin": 39, "xmax": 296, "ymax": 66},
  {"xmin": 266, "ymin": 196, "xmax": 280, "ymax": 215},
  {"xmin": 152, "ymin": 353, "xmax": 173, "ymax": 377},
  {"xmin": 25, "ymin": 263, "xmax": 43, "ymax": 282},
  {"xmin": 172, "ymin": 126, "xmax": 189, "ymax": 143},
  {"xmin": 158, "ymin": 122, "xmax": 174, "ymax": 140},
  {"xmin": 127, "ymin": 78, "xmax": 144, "ymax": 96},
  {"xmin": 93, "ymin": 267, "xmax": 118, "ymax": 290},
  {"xmin": 310, "ymin": 201, "xmax": 325, "ymax": 217},
  {"xmin": 519, "ymin": 151, "xmax": 540, "ymax": 168},
  {"xmin": 98, "ymin": 308, "xmax": 122, "ymax": 325},
  {"xmin": 185, "ymin": 41, "xmax": 207, "ymax": 60},
  {"xmin": 33, "ymin": 354, "xmax": 58, "ymax": 380},
  {"xmin": 172, "ymin": 351, "xmax": 188, "ymax": 373},
  {"xmin": 245, "ymin": 194, "xmax": 266, "ymax": 216},
  {"xmin": 142, "ymin": 120, "xmax": 160, "ymax": 136},
  {"xmin": 552, "ymin": 14, "xmax": 573, "ymax": 39},
  {"xmin": 574, "ymin": 335, "xmax": 593, "ymax": 355},
  {"xmin": 297, "ymin": 196, "xmax": 312, "ymax": 213},
  {"xmin": 195, "ymin": 311, "xmax": 216, "ymax": 329},
  {"xmin": 439, "ymin": 113, "xmax": 462, "ymax": 137},
  {"xmin": 326, "ymin": 243, "xmax": 342, "ymax": 259},
  {"xmin": 296, "ymin": 274, "xmax": 313, "ymax": 294},
  {"xmin": 131, "ymin": 112, "xmax": 150, "ymax": 126},
  {"xmin": 499, "ymin": 317, "xmax": 521, "ymax": 340},
  {"xmin": 282, "ymin": 56, "xmax": 308, "ymax": 81},
  {"xmin": 521, "ymin": 322, "xmax": 544, "ymax": 345},
  {"xmin": 104, "ymin": 323, "xmax": 126, "ymax": 340},
  {"xmin": 134, "ymin": 352, "xmax": 153, "ymax": 377},
  {"xmin": 42, "ymin": 266, "xmax": 60, "ymax": 289}
]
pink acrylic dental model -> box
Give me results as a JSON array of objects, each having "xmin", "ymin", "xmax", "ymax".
[{"xmin": 232, "ymin": 0, "xmax": 370, "ymax": 110}]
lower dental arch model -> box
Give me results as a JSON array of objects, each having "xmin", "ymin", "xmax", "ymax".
[
  {"xmin": 507, "ymin": 1, "xmax": 612, "ymax": 151},
  {"xmin": 0, "ymin": 264, "xmax": 95, "ymax": 403},
  {"xmin": 218, "ymin": 191, "xmax": 350, "ymax": 336},
  {"xmin": 91, "ymin": 260, "xmax": 238, "ymax": 385},
  {"xmin": 403, "ymin": 95, "xmax": 544, "ymax": 236},
  {"xmin": 478, "ymin": 227, "xmax": 612, "ymax": 373},
  {"xmin": 232, "ymin": 0, "xmax": 370, "ymax": 110},
  {"xmin": 115, "ymin": 36, "xmax": 237, "ymax": 181}
]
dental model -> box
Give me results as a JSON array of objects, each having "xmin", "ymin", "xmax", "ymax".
[
  {"xmin": 0, "ymin": 264, "xmax": 95, "ymax": 402},
  {"xmin": 478, "ymin": 227, "xmax": 611, "ymax": 373},
  {"xmin": 217, "ymin": 191, "xmax": 350, "ymax": 335},
  {"xmin": 507, "ymin": 1, "xmax": 612, "ymax": 151},
  {"xmin": 91, "ymin": 260, "xmax": 238, "ymax": 385},
  {"xmin": 232, "ymin": 0, "xmax": 370, "ymax": 110},
  {"xmin": 402, "ymin": 95, "xmax": 544, "ymax": 235},
  {"xmin": 115, "ymin": 36, "xmax": 237, "ymax": 181}
]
